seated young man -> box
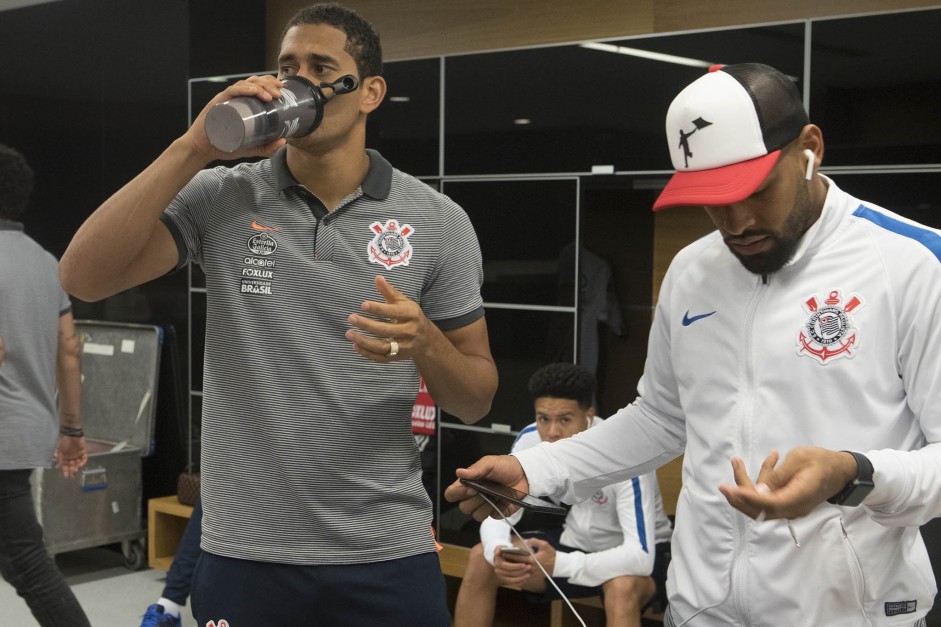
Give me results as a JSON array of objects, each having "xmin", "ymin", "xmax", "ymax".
[{"xmin": 453, "ymin": 363, "xmax": 672, "ymax": 627}]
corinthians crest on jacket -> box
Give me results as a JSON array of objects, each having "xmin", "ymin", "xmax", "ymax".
[
  {"xmin": 796, "ymin": 289, "xmax": 863, "ymax": 364},
  {"xmin": 368, "ymin": 219, "xmax": 414, "ymax": 269}
]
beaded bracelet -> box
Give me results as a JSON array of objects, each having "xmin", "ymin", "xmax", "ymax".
[{"xmin": 59, "ymin": 426, "xmax": 84, "ymax": 438}]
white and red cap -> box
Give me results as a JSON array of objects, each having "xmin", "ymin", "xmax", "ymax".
[{"xmin": 653, "ymin": 63, "xmax": 809, "ymax": 211}]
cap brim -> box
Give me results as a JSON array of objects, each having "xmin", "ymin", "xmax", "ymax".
[{"xmin": 652, "ymin": 150, "xmax": 781, "ymax": 211}]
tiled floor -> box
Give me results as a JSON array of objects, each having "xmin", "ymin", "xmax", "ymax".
[{"xmin": 0, "ymin": 545, "xmax": 197, "ymax": 627}]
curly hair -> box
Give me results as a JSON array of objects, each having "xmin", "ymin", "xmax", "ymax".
[
  {"xmin": 0, "ymin": 144, "xmax": 34, "ymax": 221},
  {"xmin": 527, "ymin": 363, "xmax": 595, "ymax": 410},
  {"xmin": 280, "ymin": 3, "xmax": 383, "ymax": 79}
]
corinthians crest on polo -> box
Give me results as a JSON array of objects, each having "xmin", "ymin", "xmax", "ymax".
[
  {"xmin": 797, "ymin": 289, "xmax": 864, "ymax": 364},
  {"xmin": 368, "ymin": 219, "xmax": 414, "ymax": 269}
]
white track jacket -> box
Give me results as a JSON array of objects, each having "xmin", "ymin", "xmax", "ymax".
[{"xmin": 514, "ymin": 178, "xmax": 941, "ymax": 626}]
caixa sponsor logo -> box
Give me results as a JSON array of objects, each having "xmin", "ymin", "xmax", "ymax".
[{"xmin": 247, "ymin": 232, "xmax": 277, "ymax": 256}]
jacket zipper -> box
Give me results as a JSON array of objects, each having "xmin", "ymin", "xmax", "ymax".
[{"xmin": 731, "ymin": 274, "xmax": 768, "ymax": 624}]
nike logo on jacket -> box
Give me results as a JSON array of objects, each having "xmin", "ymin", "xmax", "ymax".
[{"xmin": 682, "ymin": 310, "xmax": 716, "ymax": 326}]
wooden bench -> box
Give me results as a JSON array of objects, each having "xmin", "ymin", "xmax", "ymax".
[
  {"xmin": 147, "ymin": 495, "xmax": 194, "ymax": 571},
  {"xmin": 439, "ymin": 542, "xmax": 663, "ymax": 627}
]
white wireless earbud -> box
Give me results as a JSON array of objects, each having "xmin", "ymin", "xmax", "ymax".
[{"xmin": 803, "ymin": 149, "xmax": 815, "ymax": 181}]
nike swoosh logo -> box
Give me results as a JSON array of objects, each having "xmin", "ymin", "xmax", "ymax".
[
  {"xmin": 251, "ymin": 220, "xmax": 282, "ymax": 231},
  {"xmin": 682, "ymin": 310, "xmax": 716, "ymax": 326}
]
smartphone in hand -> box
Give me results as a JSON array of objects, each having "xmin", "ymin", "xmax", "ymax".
[{"xmin": 460, "ymin": 478, "xmax": 567, "ymax": 515}]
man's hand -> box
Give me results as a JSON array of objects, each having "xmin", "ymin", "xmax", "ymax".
[
  {"xmin": 445, "ymin": 455, "xmax": 529, "ymax": 521},
  {"xmin": 346, "ymin": 275, "xmax": 496, "ymax": 421},
  {"xmin": 718, "ymin": 446, "xmax": 859, "ymax": 520},
  {"xmin": 187, "ymin": 74, "xmax": 288, "ymax": 162},
  {"xmin": 55, "ymin": 435, "xmax": 88, "ymax": 479},
  {"xmin": 493, "ymin": 545, "xmax": 535, "ymax": 587},
  {"xmin": 495, "ymin": 539, "xmax": 556, "ymax": 589},
  {"xmin": 346, "ymin": 275, "xmax": 430, "ymax": 362}
]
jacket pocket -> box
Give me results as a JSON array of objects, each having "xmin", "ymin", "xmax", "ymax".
[{"xmin": 839, "ymin": 513, "xmax": 935, "ymax": 623}]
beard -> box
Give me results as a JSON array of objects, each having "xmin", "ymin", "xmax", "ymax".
[{"xmin": 728, "ymin": 181, "xmax": 816, "ymax": 275}]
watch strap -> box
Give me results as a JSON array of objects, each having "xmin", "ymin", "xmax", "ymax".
[{"xmin": 827, "ymin": 451, "xmax": 874, "ymax": 506}]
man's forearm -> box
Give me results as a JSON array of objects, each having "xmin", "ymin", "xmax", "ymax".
[
  {"xmin": 60, "ymin": 138, "xmax": 209, "ymax": 301},
  {"xmin": 420, "ymin": 356, "xmax": 497, "ymax": 422},
  {"xmin": 57, "ymin": 357, "xmax": 82, "ymax": 429},
  {"xmin": 56, "ymin": 317, "xmax": 82, "ymax": 429},
  {"xmin": 414, "ymin": 316, "xmax": 497, "ymax": 423}
]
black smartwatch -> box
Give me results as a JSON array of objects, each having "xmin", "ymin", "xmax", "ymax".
[{"xmin": 827, "ymin": 451, "xmax": 874, "ymax": 507}]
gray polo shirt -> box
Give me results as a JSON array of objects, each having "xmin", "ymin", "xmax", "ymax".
[
  {"xmin": 162, "ymin": 149, "xmax": 484, "ymax": 564},
  {"xmin": 0, "ymin": 221, "xmax": 73, "ymax": 470}
]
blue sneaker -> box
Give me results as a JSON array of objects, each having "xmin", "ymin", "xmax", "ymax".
[{"xmin": 140, "ymin": 603, "xmax": 182, "ymax": 627}]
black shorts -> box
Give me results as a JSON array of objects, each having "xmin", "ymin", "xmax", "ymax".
[{"xmin": 191, "ymin": 550, "xmax": 450, "ymax": 626}]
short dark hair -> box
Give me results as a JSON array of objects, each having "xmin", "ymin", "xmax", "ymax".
[
  {"xmin": 527, "ymin": 363, "xmax": 595, "ymax": 410},
  {"xmin": 280, "ymin": 3, "xmax": 383, "ymax": 79},
  {"xmin": 0, "ymin": 144, "xmax": 34, "ymax": 221}
]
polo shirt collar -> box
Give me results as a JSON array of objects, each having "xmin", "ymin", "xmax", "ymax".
[
  {"xmin": 272, "ymin": 147, "xmax": 392, "ymax": 201},
  {"xmin": 0, "ymin": 220, "xmax": 24, "ymax": 232}
]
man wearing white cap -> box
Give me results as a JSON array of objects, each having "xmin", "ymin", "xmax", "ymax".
[{"xmin": 447, "ymin": 63, "xmax": 941, "ymax": 626}]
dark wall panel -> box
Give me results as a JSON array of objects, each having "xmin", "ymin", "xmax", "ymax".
[{"xmin": 0, "ymin": 0, "xmax": 264, "ymax": 501}]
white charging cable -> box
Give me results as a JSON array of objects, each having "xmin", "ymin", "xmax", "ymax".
[{"xmin": 477, "ymin": 492, "xmax": 587, "ymax": 627}]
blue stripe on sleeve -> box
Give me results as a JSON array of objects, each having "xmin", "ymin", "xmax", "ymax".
[
  {"xmin": 853, "ymin": 205, "xmax": 941, "ymax": 263},
  {"xmin": 632, "ymin": 477, "xmax": 649, "ymax": 553},
  {"xmin": 511, "ymin": 424, "xmax": 538, "ymax": 450}
]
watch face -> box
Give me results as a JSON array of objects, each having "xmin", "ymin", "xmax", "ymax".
[{"xmin": 840, "ymin": 479, "xmax": 875, "ymax": 507}]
